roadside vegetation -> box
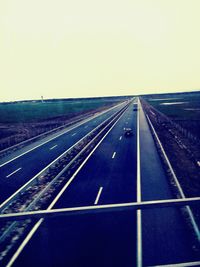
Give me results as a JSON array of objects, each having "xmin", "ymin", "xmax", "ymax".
[
  {"xmin": 143, "ymin": 91, "xmax": 200, "ymax": 138},
  {"xmin": 0, "ymin": 97, "xmax": 126, "ymax": 123}
]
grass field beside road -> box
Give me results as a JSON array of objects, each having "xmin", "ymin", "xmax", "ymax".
[
  {"xmin": 143, "ymin": 91, "xmax": 200, "ymax": 120},
  {"xmin": 0, "ymin": 98, "xmax": 125, "ymax": 123}
]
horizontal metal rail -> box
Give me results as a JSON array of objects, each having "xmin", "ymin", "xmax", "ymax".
[
  {"xmin": 149, "ymin": 260, "xmax": 200, "ymax": 267},
  {"xmin": 0, "ymin": 197, "xmax": 200, "ymax": 221}
]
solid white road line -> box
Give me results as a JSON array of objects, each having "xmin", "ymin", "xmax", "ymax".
[
  {"xmin": 119, "ymin": 136, "xmax": 122, "ymax": 140},
  {"xmin": 137, "ymin": 97, "xmax": 142, "ymax": 267},
  {"xmin": 0, "ymin": 101, "xmax": 126, "ymax": 168},
  {"xmin": 149, "ymin": 260, "xmax": 200, "ymax": 267},
  {"xmin": 137, "ymin": 100, "xmax": 142, "ymax": 202},
  {"xmin": 72, "ymin": 133, "xmax": 77, "ymax": 136},
  {"xmin": 6, "ymin": 103, "xmax": 129, "ymax": 267},
  {"xmin": 49, "ymin": 145, "xmax": 58, "ymax": 150},
  {"xmin": 112, "ymin": 152, "xmax": 116, "ymax": 159},
  {"xmin": 94, "ymin": 187, "xmax": 103, "ymax": 205},
  {"xmin": 146, "ymin": 114, "xmax": 200, "ymax": 241},
  {"xmin": 6, "ymin": 168, "xmax": 22, "ymax": 178}
]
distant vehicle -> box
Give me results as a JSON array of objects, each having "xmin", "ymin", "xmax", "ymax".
[
  {"xmin": 124, "ymin": 128, "xmax": 133, "ymax": 137},
  {"xmin": 133, "ymin": 104, "xmax": 138, "ymax": 111}
]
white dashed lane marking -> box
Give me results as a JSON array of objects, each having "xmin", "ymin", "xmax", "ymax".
[
  {"xmin": 50, "ymin": 145, "xmax": 58, "ymax": 150},
  {"xmin": 112, "ymin": 152, "xmax": 116, "ymax": 159},
  {"xmin": 6, "ymin": 168, "xmax": 22, "ymax": 178},
  {"xmin": 94, "ymin": 187, "xmax": 103, "ymax": 205}
]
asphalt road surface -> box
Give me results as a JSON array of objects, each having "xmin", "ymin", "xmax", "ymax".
[{"xmin": 1, "ymin": 98, "xmax": 200, "ymax": 267}]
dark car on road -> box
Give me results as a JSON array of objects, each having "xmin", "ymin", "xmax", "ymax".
[
  {"xmin": 124, "ymin": 128, "xmax": 133, "ymax": 137},
  {"xmin": 133, "ymin": 105, "xmax": 138, "ymax": 111}
]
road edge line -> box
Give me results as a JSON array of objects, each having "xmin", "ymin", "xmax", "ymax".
[{"xmin": 137, "ymin": 97, "xmax": 142, "ymax": 267}]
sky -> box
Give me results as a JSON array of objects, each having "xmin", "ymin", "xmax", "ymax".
[{"xmin": 0, "ymin": 0, "xmax": 200, "ymax": 101}]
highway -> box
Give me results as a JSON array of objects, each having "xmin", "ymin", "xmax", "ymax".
[
  {"xmin": 0, "ymin": 101, "xmax": 128, "ymax": 206},
  {"xmin": 1, "ymin": 98, "xmax": 200, "ymax": 267}
]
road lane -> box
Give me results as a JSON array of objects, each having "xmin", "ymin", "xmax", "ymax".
[{"xmin": 12, "ymin": 211, "xmax": 136, "ymax": 267}]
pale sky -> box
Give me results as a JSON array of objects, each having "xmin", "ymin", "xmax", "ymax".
[{"xmin": 0, "ymin": 0, "xmax": 200, "ymax": 101}]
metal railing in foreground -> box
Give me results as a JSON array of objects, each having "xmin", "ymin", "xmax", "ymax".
[
  {"xmin": 1, "ymin": 197, "xmax": 200, "ymax": 267},
  {"xmin": 148, "ymin": 260, "xmax": 200, "ymax": 267},
  {"xmin": 0, "ymin": 197, "xmax": 200, "ymax": 222}
]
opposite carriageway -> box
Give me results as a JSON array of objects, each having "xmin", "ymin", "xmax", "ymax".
[{"xmin": 0, "ymin": 99, "xmax": 131, "ymax": 206}]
